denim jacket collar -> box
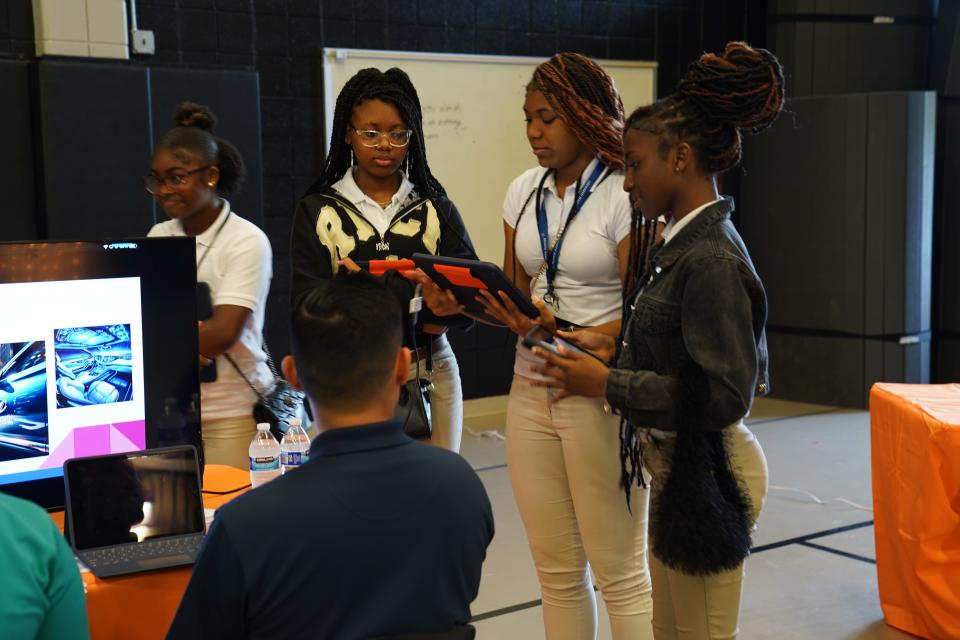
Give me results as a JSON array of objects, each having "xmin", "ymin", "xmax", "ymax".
[{"xmin": 650, "ymin": 197, "xmax": 735, "ymax": 271}]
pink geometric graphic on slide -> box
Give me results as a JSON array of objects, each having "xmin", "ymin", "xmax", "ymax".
[{"xmin": 40, "ymin": 420, "xmax": 146, "ymax": 469}]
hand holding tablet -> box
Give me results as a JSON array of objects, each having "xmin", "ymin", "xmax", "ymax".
[{"xmin": 411, "ymin": 254, "xmax": 541, "ymax": 327}]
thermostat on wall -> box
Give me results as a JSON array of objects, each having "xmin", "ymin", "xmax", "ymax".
[{"xmin": 131, "ymin": 29, "xmax": 155, "ymax": 56}]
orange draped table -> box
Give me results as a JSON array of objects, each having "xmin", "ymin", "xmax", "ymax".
[
  {"xmin": 50, "ymin": 464, "xmax": 251, "ymax": 640},
  {"xmin": 869, "ymin": 383, "xmax": 960, "ymax": 639}
]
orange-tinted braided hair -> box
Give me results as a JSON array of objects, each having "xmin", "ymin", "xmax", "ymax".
[
  {"xmin": 530, "ymin": 53, "xmax": 625, "ymax": 169},
  {"xmin": 626, "ymin": 41, "xmax": 785, "ymax": 174}
]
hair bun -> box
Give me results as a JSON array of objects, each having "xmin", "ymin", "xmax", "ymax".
[
  {"xmin": 678, "ymin": 41, "xmax": 784, "ymax": 135},
  {"xmin": 174, "ymin": 102, "xmax": 218, "ymax": 131}
]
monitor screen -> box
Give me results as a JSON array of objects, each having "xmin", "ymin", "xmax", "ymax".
[
  {"xmin": 0, "ymin": 237, "xmax": 201, "ymax": 509},
  {"xmin": 64, "ymin": 446, "xmax": 203, "ymax": 550}
]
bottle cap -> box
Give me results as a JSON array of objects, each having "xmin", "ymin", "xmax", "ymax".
[
  {"xmin": 256, "ymin": 423, "xmax": 271, "ymax": 431},
  {"xmin": 289, "ymin": 418, "xmax": 301, "ymax": 428}
]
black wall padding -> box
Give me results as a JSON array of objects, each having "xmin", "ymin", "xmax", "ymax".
[
  {"xmin": 931, "ymin": 0, "xmax": 960, "ymax": 97},
  {"xmin": 739, "ymin": 94, "xmax": 867, "ymax": 333},
  {"xmin": 863, "ymin": 92, "xmax": 934, "ymax": 339},
  {"xmin": 768, "ymin": 331, "xmax": 930, "ymax": 408},
  {"xmin": 937, "ymin": 101, "xmax": 960, "ymax": 336},
  {"xmin": 741, "ymin": 91, "xmax": 934, "ymax": 406},
  {"xmin": 448, "ymin": 323, "xmax": 514, "ymax": 400},
  {"xmin": 936, "ymin": 337, "xmax": 960, "ymax": 382},
  {"xmin": 771, "ymin": 0, "xmax": 932, "ymax": 13},
  {"xmin": 36, "ymin": 61, "xmax": 155, "ymax": 240},
  {"xmin": 0, "ymin": 60, "xmax": 37, "ymax": 241},
  {"xmin": 149, "ymin": 68, "xmax": 263, "ymax": 228},
  {"xmin": 741, "ymin": 92, "xmax": 934, "ymax": 337},
  {"xmin": 769, "ymin": 1, "xmax": 933, "ymax": 97},
  {"xmin": 934, "ymin": 100, "xmax": 960, "ymax": 382}
]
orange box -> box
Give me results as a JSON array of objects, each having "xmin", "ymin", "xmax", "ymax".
[{"xmin": 870, "ymin": 383, "xmax": 960, "ymax": 639}]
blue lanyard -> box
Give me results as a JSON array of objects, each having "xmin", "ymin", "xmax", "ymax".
[{"xmin": 536, "ymin": 162, "xmax": 606, "ymax": 303}]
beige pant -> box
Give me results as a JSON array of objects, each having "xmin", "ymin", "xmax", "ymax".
[
  {"xmin": 506, "ymin": 375, "xmax": 654, "ymax": 640},
  {"xmin": 407, "ymin": 334, "xmax": 463, "ymax": 453},
  {"xmin": 643, "ymin": 422, "xmax": 768, "ymax": 640},
  {"xmin": 202, "ymin": 414, "xmax": 258, "ymax": 470}
]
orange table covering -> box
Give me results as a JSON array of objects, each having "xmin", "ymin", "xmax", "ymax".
[
  {"xmin": 50, "ymin": 463, "xmax": 250, "ymax": 640},
  {"xmin": 869, "ymin": 383, "xmax": 960, "ymax": 639}
]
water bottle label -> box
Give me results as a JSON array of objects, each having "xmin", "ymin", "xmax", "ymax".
[
  {"xmin": 249, "ymin": 455, "xmax": 280, "ymax": 471},
  {"xmin": 281, "ymin": 451, "xmax": 308, "ymax": 467}
]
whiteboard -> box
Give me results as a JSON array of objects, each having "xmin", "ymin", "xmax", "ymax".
[{"xmin": 322, "ymin": 48, "xmax": 657, "ymax": 263}]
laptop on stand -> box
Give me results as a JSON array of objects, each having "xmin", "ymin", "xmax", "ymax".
[{"xmin": 63, "ymin": 445, "xmax": 205, "ymax": 578}]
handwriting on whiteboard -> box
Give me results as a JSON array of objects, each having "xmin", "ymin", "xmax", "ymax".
[{"xmin": 423, "ymin": 103, "xmax": 466, "ymax": 141}]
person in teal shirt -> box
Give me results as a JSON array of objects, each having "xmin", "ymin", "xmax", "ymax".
[{"xmin": 0, "ymin": 492, "xmax": 90, "ymax": 640}]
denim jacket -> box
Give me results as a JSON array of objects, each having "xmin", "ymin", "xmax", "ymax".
[{"xmin": 605, "ymin": 197, "xmax": 769, "ymax": 432}]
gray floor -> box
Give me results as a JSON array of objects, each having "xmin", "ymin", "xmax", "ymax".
[{"xmin": 458, "ymin": 397, "xmax": 919, "ymax": 639}]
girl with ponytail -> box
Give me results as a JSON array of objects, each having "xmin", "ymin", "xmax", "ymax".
[
  {"xmin": 290, "ymin": 68, "xmax": 477, "ymax": 453},
  {"xmin": 146, "ymin": 102, "xmax": 274, "ymax": 470},
  {"xmin": 478, "ymin": 53, "xmax": 654, "ymax": 640},
  {"xmin": 534, "ymin": 41, "xmax": 784, "ymax": 638}
]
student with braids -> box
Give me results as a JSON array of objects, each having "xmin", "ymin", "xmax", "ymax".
[
  {"xmin": 291, "ymin": 68, "xmax": 477, "ymax": 453},
  {"xmin": 146, "ymin": 102, "xmax": 273, "ymax": 470},
  {"xmin": 476, "ymin": 53, "xmax": 653, "ymax": 640},
  {"xmin": 534, "ymin": 42, "xmax": 784, "ymax": 639}
]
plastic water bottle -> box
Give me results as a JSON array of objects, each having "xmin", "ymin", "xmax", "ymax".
[
  {"xmin": 248, "ymin": 423, "xmax": 281, "ymax": 488},
  {"xmin": 280, "ymin": 418, "xmax": 310, "ymax": 474}
]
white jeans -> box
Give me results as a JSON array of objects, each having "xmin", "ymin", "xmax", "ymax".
[
  {"xmin": 642, "ymin": 422, "xmax": 768, "ymax": 640},
  {"xmin": 506, "ymin": 374, "xmax": 654, "ymax": 640},
  {"xmin": 406, "ymin": 334, "xmax": 463, "ymax": 453}
]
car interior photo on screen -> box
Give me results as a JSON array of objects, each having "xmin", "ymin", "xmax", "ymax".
[
  {"xmin": 54, "ymin": 324, "xmax": 133, "ymax": 408},
  {"xmin": 0, "ymin": 340, "xmax": 49, "ymax": 461}
]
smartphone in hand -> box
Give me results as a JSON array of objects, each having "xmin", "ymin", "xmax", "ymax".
[
  {"xmin": 523, "ymin": 324, "xmax": 563, "ymax": 355},
  {"xmin": 523, "ymin": 324, "xmax": 606, "ymax": 364}
]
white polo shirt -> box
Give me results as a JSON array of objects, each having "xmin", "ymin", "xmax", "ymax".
[
  {"xmin": 331, "ymin": 168, "xmax": 417, "ymax": 237},
  {"xmin": 148, "ymin": 201, "xmax": 274, "ymax": 420},
  {"xmin": 503, "ymin": 157, "xmax": 632, "ymax": 378}
]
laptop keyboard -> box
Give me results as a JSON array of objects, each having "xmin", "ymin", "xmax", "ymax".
[{"xmin": 80, "ymin": 535, "xmax": 201, "ymax": 569}]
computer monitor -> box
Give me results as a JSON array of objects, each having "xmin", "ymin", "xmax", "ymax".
[{"xmin": 0, "ymin": 237, "xmax": 201, "ymax": 510}]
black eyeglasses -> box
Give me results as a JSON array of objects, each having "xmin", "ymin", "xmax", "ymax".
[
  {"xmin": 143, "ymin": 166, "xmax": 212, "ymax": 194},
  {"xmin": 350, "ymin": 125, "xmax": 413, "ymax": 148}
]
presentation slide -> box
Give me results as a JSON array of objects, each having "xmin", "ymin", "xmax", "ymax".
[{"xmin": 0, "ymin": 277, "xmax": 146, "ymax": 485}]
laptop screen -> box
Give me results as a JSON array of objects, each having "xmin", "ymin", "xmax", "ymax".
[{"xmin": 65, "ymin": 447, "xmax": 203, "ymax": 550}]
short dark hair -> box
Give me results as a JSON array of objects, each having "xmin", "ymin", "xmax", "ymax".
[{"xmin": 289, "ymin": 271, "xmax": 404, "ymax": 411}]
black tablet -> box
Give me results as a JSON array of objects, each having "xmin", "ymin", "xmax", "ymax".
[{"xmin": 412, "ymin": 254, "xmax": 539, "ymax": 325}]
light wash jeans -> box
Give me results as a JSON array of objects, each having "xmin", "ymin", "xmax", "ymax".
[
  {"xmin": 642, "ymin": 422, "xmax": 768, "ymax": 640},
  {"xmin": 506, "ymin": 374, "xmax": 654, "ymax": 640},
  {"xmin": 407, "ymin": 334, "xmax": 463, "ymax": 453}
]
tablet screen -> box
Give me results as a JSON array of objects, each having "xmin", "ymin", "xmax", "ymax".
[
  {"xmin": 65, "ymin": 447, "xmax": 203, "ymax": 550},
  {"xmin": 412, "ymin": 254, "xmax": 539, "ymax": 324}
]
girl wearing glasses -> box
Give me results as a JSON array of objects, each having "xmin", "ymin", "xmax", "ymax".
[
  {"xmin": 291, "ymin": 67, "xmax": 477, "ymax": 452},
  {"xmin": 146, "ymin": 102, "xmax": 273, "ymax": 470},
  {"xmin": 472, "ymin": 53, "xmax": 653, "ymax": 640}
]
